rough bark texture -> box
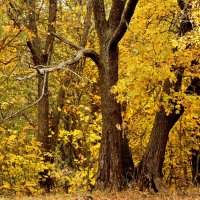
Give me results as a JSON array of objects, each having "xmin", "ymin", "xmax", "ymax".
[
  {"xmin": 96, "ymin": 46, "xmax": 124, "ymax": 190},
  {"xmin": 139, "ymin": 75, "xmax": 200, "ymax": 192},
  {"xmin": 92, "ymin": 0, "xmax": 138, "ymax": 191},
  {"xmin": 139, "ymin": 78, "xmax": 184, "ymax": 192}
]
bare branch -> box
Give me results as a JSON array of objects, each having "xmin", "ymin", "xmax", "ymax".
[
  {"xmin": 0, "ymin": 72, "xmax": 47, "ymax": 124},
  {"xmin": 16, "ymin": 50, "xmax": 90, "ymax": 81},
  {"xmin": 0, "ymin": 30, "xmax": 22, "ymax": 52},
  {"xmin": 52, "ymin": 32, "xmax": 101, "ymax": 67},
  {"xmin": 37, "ymin": 50, "xmax": 85, "ymax": 74},
  {"xmin": 22, "ymin": 113, "xmax": 37, "ymax": 129},
  {"xmin": 52, "ymin": 32, "xmax": 83, "ymax": 50},
  {"xmin": 109, "ymin": 0, "xmax": 138, "ymax": 49},
  {"xmin": 16, "ymin": 73, "xmax": 37, "ymax": 81}
]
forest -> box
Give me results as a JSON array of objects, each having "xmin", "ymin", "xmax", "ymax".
[{"xmin": 0, "ymin": 0, "xmax": 199, "ymax": 198}]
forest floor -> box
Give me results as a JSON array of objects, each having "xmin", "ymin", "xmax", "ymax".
[{"xmin": 0, "ymin": 188, "xmax": 199, "ymax": 200}]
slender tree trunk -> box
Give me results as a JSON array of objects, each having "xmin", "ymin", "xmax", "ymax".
[
  {"xmin": 37, "ymin": 72, "xmax": 50, "ymax": 150},
  {"xmin": 26, "ymin": 0, "xmax": 57, "ymax": 192},
  {"xmin": 122, "ymin": 130, "xmax": 134, "ymax": 182},
  {"xmin": 49, "ymin": 0, "xmax": 92, "ymax": 148}
]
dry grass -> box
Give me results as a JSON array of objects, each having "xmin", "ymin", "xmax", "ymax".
[{"xmin": 0, "ymin": 188, "xmax": 199, "ymax": 200}]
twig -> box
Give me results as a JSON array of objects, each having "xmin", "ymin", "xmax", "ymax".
[
  {"xmin": 16, "ymin": 49, "xmax": 91, "ymax": 81},
  {"xmin": 36, "ymin": 50, "xmax": 85, "ymax": 74},
  {"xmin": 16, "ymin": 73, "xmax": 37, "ymax": 81},
  {"xmin": 0, "ymin": 72, "xmax": 47, "ymax": 124}
]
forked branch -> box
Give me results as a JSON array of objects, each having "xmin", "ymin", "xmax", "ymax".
[
  {"xmin": 52, "ymin": 32, "xmax": 101, "ymax": 67},
  {"xmin": 109, "ymin": 0, "xmax": 138, "ymax": 49}
]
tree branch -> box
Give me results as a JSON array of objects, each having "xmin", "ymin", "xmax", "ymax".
[
  {"xmin": 80, "ymin": 0, "xmax": 93, "ymax": 47},
  {"xmin": 52, "ymin": 32, "xmax": 83, "ymax": 50},
  {"xmin": 0, "ymin": 30, "xmax": 22, "ymax": 52},
  {"xmin": 52, "ymin": 32, "xmax": 101, "ymax": 67},
  {"xmin": 36, "ymin": 50, "xmax": 86, "ymax": 74},
  {"xmin": 185, "ymin": 77, "xmax": 200, "ymax": 95},
  {"xmin": 0, "ymin": 72, "xmax": 47, "ymax": 124},
  {"xmin": 45, "ymin": 0, "xmax": 57, "ymax": 59},
  {"xmin": 26, "ymin": 0, "xmax": 43, "ymax": 65},
  {"xmin": 109, "ymin": 0, "xmax": 138, "ymax": 49},
  {"xmin": 177, "ymin": 0, "xmax": 185, "ymax": 10},
  {"xmin": 108, "ymin": 0, "xmax": 126, "ymax": 31},
  {"xmin": 92, "ymin": 0, "xmax": 107, "ymax": 42},
  {"xmin": 16, "ymin": 49, "xmax": 91, "ymax": 81},
  {"xmin": 16, "ymin": 73, "xmax": 38, "ymax": 81}
]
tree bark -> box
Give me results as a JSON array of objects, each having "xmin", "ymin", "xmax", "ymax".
[
  {"xmin": 138, "ymin": 77, "xmax": 184, "ymax": 192},
  {"xmin": 26, "ymin": 0, "xmax": 57, "ymax": 152},
  {"xmin": 92, "ymin": 0, "xmax": 138, "ymax": 191},
  {"xmin": 139, "ymin": 74, "xmax": 200, "ymax": 192},
  {"xmin": 26, "ymin": 0, "xmax": 57, "ymax": 192},
  {"xmin": 191, "ymin": 115, "xmax": 200, "ymax": 185},
  {"xmin": 96, "ymin": 44, "xmax": 125, "ymax": 190}
]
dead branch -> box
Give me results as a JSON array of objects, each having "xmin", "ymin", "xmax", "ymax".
[
  {"xmin": 0, "ymin": 71, "xmax": 47, "ymax": 124},
  {"xmin": 52, "ymin": 32, "xmax": 101, "ymax": 67},
  {"xmin": 16, "ymin": 73, "xmax": 38, "ymax": 81}
]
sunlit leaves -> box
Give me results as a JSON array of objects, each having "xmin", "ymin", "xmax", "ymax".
[{"xmin": 0, "ymin": 129, "xmax": 49, "ymax": 193}]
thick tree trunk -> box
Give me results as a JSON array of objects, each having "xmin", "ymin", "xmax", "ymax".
[
  {"xmin": 96, "ymin": 46, "xmax": 125, "ymax": 191},
  {"xmin": 91, "ymin": 0, "xmax": 138, "ymax": 191},
  {"xmin": 45, "ymin": 0, "xmax": 137, "ymax": 191},
  {"xmin": 139, "ymin": 78, "xmax": 184, "ymax": 192},
  {"xmin": 139, "ymin": 77, "xmax": 200, "ymax": 191},
  {"xmin": 141, "ymin": 106, "xmax": 182, "ymax": 178},
  {"xmin": 141, "ymin": 96, "xmax": 184, "ymax": 179}
]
